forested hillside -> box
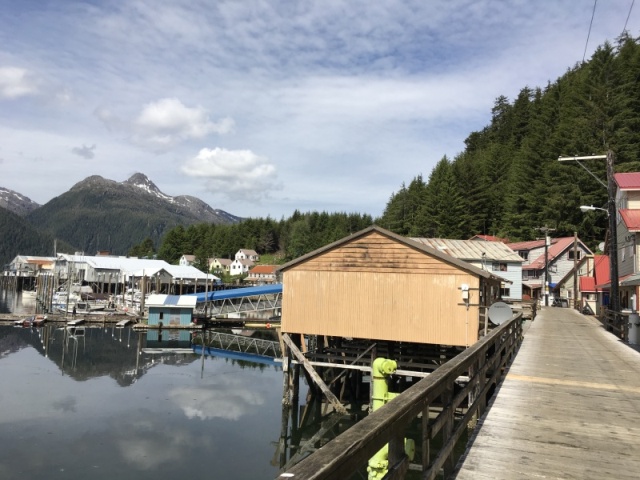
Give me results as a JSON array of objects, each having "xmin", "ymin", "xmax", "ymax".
[
  {"xmin": 0, "ymin": 207, "xmax": 75, "ymax": 266},
  {"xmin": 154, "ymin": 212, "xmax": 374, "ymax": 266},
  {"xmin": 379, "ymin": 34, "xmax": 640, "ymax": 250}
]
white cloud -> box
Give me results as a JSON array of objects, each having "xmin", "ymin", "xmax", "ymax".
[
  {"xmin": 132, "ymin": 98, "xmax": 234, "ymax": 152},
  {"xmin": 169, "ymin": 385, "xmax": 264, "ymax": 421},
  {"xmin": 0, "ymin": 67, "xmax": 37, "ymax": 99},
  {"xmin": 181, "ymin": 147, "xmax": 280, "ymax": 202},
  {"xmin": 0, "ymin": 0, "xmax": 638, "ymax": 217}
]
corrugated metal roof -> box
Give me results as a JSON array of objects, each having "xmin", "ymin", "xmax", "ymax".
[
  {"xmin": 615, "ymin": 172, "xmax": 640, "ymax": 190},
  {"xmin": 249, "ymin": 265, "xmax": 277, "ymax": 274},
  {"xmin": 61, "ymin": 254, "xmax": 171, "ymax": 272},
  {"xmin": 594, "ymin": 254, "xmax": 610, "ymax": 286},
  {"xmin": 146, "ymin": 294, "xmax": 197, "ymax": 308},
  {"xmin": 518, "ymin": 237, "xmax": 591, "ymax": 269},
  {"xmin": 188, "ymin": 284, "xmax": 283, "ymax": 302},
  {"xmin": 580, "ymin": 276, "xmax": 596, "ymax": 292},
  {"xmin": 468, "ymin": 234, "xmax": 509, "ymax": 242},
  {"xmin": 410, "ymin": 237, "xmax": 523, "ymax": 262},
  {"xmin": 620, "ymin": 209, "xmax": 640, "ymax": 232}
]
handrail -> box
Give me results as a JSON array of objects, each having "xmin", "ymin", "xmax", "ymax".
[
  {"xmin": 277, "ymin": 313, "xmax": 523, "ymax": 480},
  {"xmin": 601, "ymin": 309, "xmax": 629, "ymax": 342}
]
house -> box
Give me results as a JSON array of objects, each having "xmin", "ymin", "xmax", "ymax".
[
  {"xmin": 410, "ymin": 237, "xmax": 523, "ymax": 301},
  {"xmin": 146, "ymin": 294, "xmax": 198, "ymax": 326},
  {"xmin": 6, "ymin": 255, "xmax": 57, "ymax": 277},
  {"xmin": 278, "ymin": 225, "xmax": 506, "ymax": 348},
  {"xmin": 230, "ymin": 258, "xmax": 254, "ymax": 276},
  {"xmin": 210, "ymin": 258, "xmax": 233, "ymax": 275},
  {"xmin": 551, "ymin": 254, "xmax": 599, "ymax": 309},
  {"xmin": 579, "ymin": 254, "xmax": 610, "ymax": 315},
  {"xmin": 179, "ymin": 254, "xmax": 196, "ymax": 266},
  {"xmin": 507, "ymin": 237, "xmax": 592, "ymax": 304},
  {"xmin": 235, "ymin": 249, "xmax": 260, "ymax": 262},
  {"xmin": 245, "ymin": 265, "xmax": 278, "ymax": 285},
  {"xmin": 614, "ymin": 172, "xmax": 640, "ymax": 311}
]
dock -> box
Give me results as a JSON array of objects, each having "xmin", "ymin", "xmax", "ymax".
[{"xmin": 454, "ymin": 307, "xmax": 640, "ymax": 479}]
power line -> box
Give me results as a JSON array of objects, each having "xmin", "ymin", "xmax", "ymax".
[
  {"xmin": 623, "ymin": 0, "xmax": 635, "ymax": 34},
  {"xmin": 583, "ymin": 0, "xmax": 598, "ymax": 63}
]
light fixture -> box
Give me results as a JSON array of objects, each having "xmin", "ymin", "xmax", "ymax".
[{"xmin": 579, "ymin": 205, "xmax": 609, "ymax": 216}]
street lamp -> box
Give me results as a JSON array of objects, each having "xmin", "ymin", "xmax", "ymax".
[
  {"xmin": 580, "ymin": 205, "xmax": 609, "ymax": 215},
  {"xmin": 579, "ymin": 201, "xmax": 619, "ymax": 314}
]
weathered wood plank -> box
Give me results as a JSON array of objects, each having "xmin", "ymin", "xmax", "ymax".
[
  {"xmin": 282, "ymin": 333, "xmax": 348, "ymax": 415},
  {"xmin": 454, "ymin": 307, "xmax": 640, "ymax": 479}
]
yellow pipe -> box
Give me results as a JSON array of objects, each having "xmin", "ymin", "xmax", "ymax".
[{"xmin": 368, "ymin": 358, "xmax": 416, "ymax": 479}]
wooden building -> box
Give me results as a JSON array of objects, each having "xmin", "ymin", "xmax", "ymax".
[{"xmin": 278, "ymin": 225, "xmax": 506, "ymax": 348}]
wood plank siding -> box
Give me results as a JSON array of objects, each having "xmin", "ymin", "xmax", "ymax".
[{"xmin": 280, "ymin": 228, "xmax": 502, "ymax": 347}]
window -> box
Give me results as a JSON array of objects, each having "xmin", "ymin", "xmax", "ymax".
[
  {"xmin": 159, "ymin": 312, "xmax": 164, "ymax": 320},
  {"xmin": 492, "ymin": 262, "xmax": 507, "ymax": 272},
  {"xmin": 518, "ymin": 250, "xmax": 529, "ymax": 261},
  {"xmin": 500, "ymin": 287, "xmax": 511, "ymax": 297},
  {"xmin": 568, "ymin": 250, "xmax": 582, "ymax": 260}
]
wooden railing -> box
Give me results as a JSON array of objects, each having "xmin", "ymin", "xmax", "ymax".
[
  {"xmin": 276, "ymin": 313, "xmax": 523, "ymax": 480},
  {"xmin": 602, "ymin": 309, "xmax": 629, "ymax": 342}
]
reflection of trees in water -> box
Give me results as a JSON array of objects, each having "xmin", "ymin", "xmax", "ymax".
[{"xmin": 0, "ymin": 325, "xmax": 197, "ymax": 386}]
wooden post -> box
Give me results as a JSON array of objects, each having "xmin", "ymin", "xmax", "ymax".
[
  {"xmin": 422, "ymin": 402, "xmax": 431, "ymax": 473},
  {"xmin": 282, "ymin": 334, "xmax": 348, "ymax": 415},
  {"xmin": 442, "ymin": 384, "xmax": 455, "ymax": 477}
]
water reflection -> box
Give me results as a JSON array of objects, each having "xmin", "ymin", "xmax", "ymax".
[{"xmin": 0, "ymin": 324, "xmax": 285, "ymax": 480}]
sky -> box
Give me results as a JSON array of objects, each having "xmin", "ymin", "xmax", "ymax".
[{"xmin": 0, "ymin": 0, "xmax": 638, "ymax": 219}]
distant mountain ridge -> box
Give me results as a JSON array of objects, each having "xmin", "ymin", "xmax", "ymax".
[
  {"xmin": 0, "ymin": 173, "xmax": 241, "ymax": 261},
  {"xmin": 0, "ymin": 187, "xmax": 40, "ymax": 216}
]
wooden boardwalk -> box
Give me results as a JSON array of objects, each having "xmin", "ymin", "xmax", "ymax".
[{"xmin": 454, "ymin": 307, "xmax": 640, "ymax": 479}]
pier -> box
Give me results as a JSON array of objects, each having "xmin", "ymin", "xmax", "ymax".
[
  {"xmin": 277, "ymin": 306, "xmax": 640, "ymax": 479},
  {"xmin": 454, "ymin": 306, "xmax": 640, "ymax": 479}
]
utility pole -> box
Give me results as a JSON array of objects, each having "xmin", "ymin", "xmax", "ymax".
[
  {"xmin": 538, "ymin": 226, "xmax": 555, "ymax": 307},
  {"xmin": 558, "ymin": 152, "xmax": 619, "ymax": 315},
  {"xmin": 606, "ymin": 150, "xmax": 620, "ymax": 314},
  {"xmin": 573, "ymin": 232, "xmax": 579, "ymax": 310}
]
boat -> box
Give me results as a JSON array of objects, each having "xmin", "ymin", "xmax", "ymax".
[
  {"xmin": 115, "ymin": 318, "xmax": 134, "ymax": 328},
  {"xmin": 67, "ymin": 301, "xmax": 106, "ymax": 315},
  {"xmin": 14, "ymin": 316, "xmax": 34, "ymax": 327},
  {"xmin": 13, "ymin": 315, "xmax": 46, "ymax": 328}
]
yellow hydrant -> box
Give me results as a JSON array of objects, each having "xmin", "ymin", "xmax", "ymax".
[{"xmin": 367, "ymin": 358, "xmax": 415, "ymax": 480}]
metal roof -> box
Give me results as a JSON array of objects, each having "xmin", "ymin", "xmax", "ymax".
[
  {"xmin": 614, "ymin": 172, "xmax": 640, "ymax": 190},
  {"xmin": 620, "ymin": 209, "xmax": 640, "ymax": 232},
  {"xmin": 146, "ymin": 294, "xmax": 198, "ymax": 308},
  {"xmin": 189, "ymin": 284, "xmax": 282, "ymax": 302},
  {"xmin": 409, "ymin": 237, "xmax": 523, "ymax": 262},
  {"xmin": 127, "ymin": 266, "xmax": 220, "ymax": 282},
  {"xmin": 59, "ymin": 254, "xmax": 171, "ymax": 272}
]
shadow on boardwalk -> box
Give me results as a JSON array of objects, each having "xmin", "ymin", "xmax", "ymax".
[{"xmin": 454, "ymin": 306, "xmax": 640, "ymax": 480}]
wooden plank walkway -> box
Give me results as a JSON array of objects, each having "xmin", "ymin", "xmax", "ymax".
[{"xmin": 455, "ymin": 307, "xmax": 640, "ymax": 479}]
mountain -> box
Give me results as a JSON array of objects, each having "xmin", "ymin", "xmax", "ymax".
[
  {"xmin": 24, "ymin": 173, "xmax": 241, "ymax": 256},
  {"xmin": 0, "ymin": 206, "xmax": 75, "ymax": 267},
  {"xmin": 0, "ymin": 187, "xmax": 40, "ymax": 216}
]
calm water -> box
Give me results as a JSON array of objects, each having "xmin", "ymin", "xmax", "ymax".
[{"xmin": 0, "ymin": 290, "xmax": 287, "ymax": 480}]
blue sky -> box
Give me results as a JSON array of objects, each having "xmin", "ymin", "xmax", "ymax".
[{"xmin": 0, "ymin": 0, "xmax": 637, "ymax": 219}]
